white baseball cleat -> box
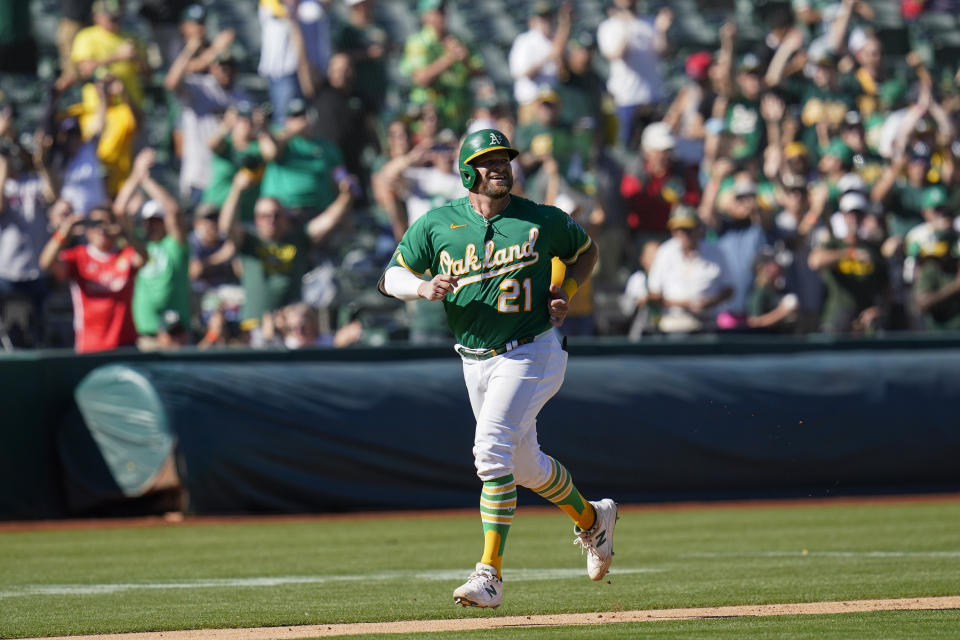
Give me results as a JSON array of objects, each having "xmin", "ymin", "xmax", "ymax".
[
  {"xmin": 453, "ymin": 562, "xmax": 503, "ymax": 609},
  {"xmin": 573, "ymin": 498, "xmax": 619, "ymax": 580}
]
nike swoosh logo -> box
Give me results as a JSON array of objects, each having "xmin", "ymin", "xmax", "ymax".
[{"xmin": 450, "ymin": 224, "xmax": 468, "ymax": 229}]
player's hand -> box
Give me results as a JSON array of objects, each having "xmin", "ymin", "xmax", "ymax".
[
  {"xmin": 548, "ymin": 283, "xmax": 569, "ymax": 327},
  {"xmin": 418, "ymin": 274, "xmax": 458, "ymax": 301}
]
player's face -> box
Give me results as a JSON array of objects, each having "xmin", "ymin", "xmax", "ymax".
[{"xmin": 472, "ymin": 150, "xmax": 513, "ymax": 199}]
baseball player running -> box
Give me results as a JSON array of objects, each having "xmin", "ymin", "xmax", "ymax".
[{"xmin": 379, "ymin": 129, "xmax": 617, "ymax": 609}]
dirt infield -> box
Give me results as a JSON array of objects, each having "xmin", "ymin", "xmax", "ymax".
[{"xmin": 21, "ymin": 596, "xmax": 960, "ymax": 639}]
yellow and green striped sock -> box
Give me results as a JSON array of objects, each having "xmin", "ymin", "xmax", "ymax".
[
  {"xmin": 479, "ymin": 475, "xmax": 516, "ymax": 577},
  {"xmin": 531, "ymin": 457, "xmax": 596, "ymax": 531}
]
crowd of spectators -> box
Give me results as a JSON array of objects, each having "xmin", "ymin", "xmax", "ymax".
[{"xmin": 2, "ymin": 0, "xmax": 960, "ymax": 352}]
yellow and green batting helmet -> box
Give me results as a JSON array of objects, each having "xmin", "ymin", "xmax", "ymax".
[{"xmin": 458, "ymin": 129, "xmax": 519, "ymax": 189}]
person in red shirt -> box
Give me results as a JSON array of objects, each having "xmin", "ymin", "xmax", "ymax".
[
  {"xmin": 619, "ymin": 121, "xmax": 701, "ymax": 263},
  {"xmin": 39, "ymin": 204, "xmax": 147, "ymax": 353}
]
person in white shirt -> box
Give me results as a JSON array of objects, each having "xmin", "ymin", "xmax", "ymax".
[
  {"xmin": 508, "ymin": 1, "xmax": 571, "ymax": 124},
  {"xmin": 647, "ymin": 204, "xmax": 733, "ymax": 333},
  {"xmin": 165, "ymin": 27, "xmax": 247, "ymax": 205},
  {"xmin": 0, "ymin": 150, "xmax": 54, "ymax": 347},
  {"xmin": 620, "ymin": 239, "xmax": 660, "ymax": 340},
  {"xmin": 596, "ymin": 0, "xmax": 672, "ymax": 148},
  {"xmin": 258, "ymin": 0, "xmax": 331, "ymax": 125}
]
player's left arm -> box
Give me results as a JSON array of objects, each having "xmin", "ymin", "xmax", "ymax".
[{"xmin": 548, "ymin": 242, "xmax": 598, "ymax": 326}]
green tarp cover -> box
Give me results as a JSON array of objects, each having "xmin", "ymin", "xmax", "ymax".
[
  {"xmin": 65, "ymin": 350, "xmax": 960, "ymax": 514},
  {"xmin": 74, "ymin": 366, "xmax": 173, "ymax": 497}
]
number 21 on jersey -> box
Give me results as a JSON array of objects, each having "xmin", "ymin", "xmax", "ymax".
[{"xmin": 498, "ymin": 278, "xmax": 532, "ymax": 313}]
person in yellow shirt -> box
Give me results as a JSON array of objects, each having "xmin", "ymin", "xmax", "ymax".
[
  {"xmin": 72, "ymin": 73, "xmax": 138, "ymax": 198},
  {"xmin": 70, "ymin": 0, "xmax": 147, "ymax": 112}
]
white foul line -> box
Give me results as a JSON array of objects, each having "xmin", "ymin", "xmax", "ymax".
[{"xmin": 0, "ymin": 567, "xmax": 661, "ymax": 599}]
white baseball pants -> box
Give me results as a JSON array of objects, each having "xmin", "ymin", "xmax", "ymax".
[{"xmin": 460, "ymin": 330, "xmax": 567, "ymax": 487}]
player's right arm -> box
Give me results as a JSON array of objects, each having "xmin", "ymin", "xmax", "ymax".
[
  {"xmin": 379, "ymin": 214, "xmax": 457, "ymax": 301},
  {"xmin": 383, "ymin": 266, "xmax": 458, "ymax": 301}
]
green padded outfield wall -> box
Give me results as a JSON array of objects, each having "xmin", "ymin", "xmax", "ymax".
[
  {"xmin": 4, "ymin": 335, "xmax": 960, "ymax": 519},
  {"xmin": 0, "ymin": 345, "xmax": 451, "ymax": 519},
  {"xmin": 66, "ymin": 345, "xmax": 960, "ymax": 515}
]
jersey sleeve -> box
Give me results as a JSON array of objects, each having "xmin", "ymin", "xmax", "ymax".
[
  {"xmin": 387, "ymin": 216, "xmax": 433, "ymax": 276},
  {"xmin": 545, "ymin": 206, "xmax": 592, "ymax": 265}
]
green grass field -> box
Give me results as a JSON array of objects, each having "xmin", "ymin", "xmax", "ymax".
[{"xmin": 2, "ymin": 498, "xmax": 960, "ymax": 638}]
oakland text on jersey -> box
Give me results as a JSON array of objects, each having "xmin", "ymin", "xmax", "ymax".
[{"xmin": 439, "ymin": 227, "xmax": 541, "ymax": 287}]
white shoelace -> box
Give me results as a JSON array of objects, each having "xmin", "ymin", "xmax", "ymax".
[
  {"xmin": 467, "ymin": 568, "xmax": 498, "ymax": 585},
  {"xmin": 573, "ymin": 525, "xmax": 599, "ymax": 555}
]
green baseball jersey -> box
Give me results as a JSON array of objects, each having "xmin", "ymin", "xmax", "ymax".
[
  {"xmin": 132, "ymin": 235, "xmax": 190, "ymax": 335},
  {"xmin": 388, "ymin": 196, "xmax": 592, "ymax": 350}
]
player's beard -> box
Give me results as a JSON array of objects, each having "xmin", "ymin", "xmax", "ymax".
[{"xmin": 478, "ymin": 172, "xmax": 513, "ymax": 199}]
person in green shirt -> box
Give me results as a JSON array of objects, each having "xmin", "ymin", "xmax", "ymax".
[
  {"xmin": 723, "ymin": 54, "xmax": 765, "ymax": 162},
  {"xmin": 218, "ymin": 162, "xmax": 354, "ymax": 335},
  {"xmin": 555, "ymin": 31, "xmax": 606, "ymax": 147},
  {"xmin": 912, "ymin": 231, "xmax": 960, "ymax": 331},
  {"xmin": 112, "ymin": 148, "xmax": 191, "ymax": 341},
  {"xmin": 257, "ymin": 98, "xmax": 349, "ymax": 223},
  {"xmin": 514, "ymin": 88, "xmax": 589, "ymax": 202},
  {"xmin": 839, "ymin": 110, "xmax": 885, "ymax": 186},
  {"xmin": 808, "ymin": 192, "xmax": 889, "ymax": 333},
  {"xmin": 907, "ymin": 199, "xmax": 960, "ymax": 331},
  {"xmin": 796, "ymin": 51, "xmax": 857, "ymax": 158},
  {"xmin": 202, "ymin": 101, "xmax": 264, "ymax": 224},
  {"xmin": 746, "ymin": 249, "xmax": 799, "ymax": 333},
  {"xmin": 872, "ymin": 140, "xmax": 941, "ymax": 238},
  {"xmin": 812, "ymin": 138, "xmax": 853, "ymax": 218},
  {"xmin": 398, "ymin": 0, "xmax": 485, "ymax": 133}
]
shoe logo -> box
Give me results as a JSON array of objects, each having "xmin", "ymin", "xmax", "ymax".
[
  {"xmin": 450, "ymin": 223, "xmax": 467, "ymax": 229},
  {"xmin": 596, "ymin": 529, "xmax": 607, "ymax": 547},
  {"xmin": 484, "ymin": 585, "xmax": 498, "ymax": 597}
]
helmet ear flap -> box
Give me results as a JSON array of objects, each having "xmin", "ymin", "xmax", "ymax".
[{"xmin": 460, "ymin": 164, "xmax": 477, "ymax": 189}]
